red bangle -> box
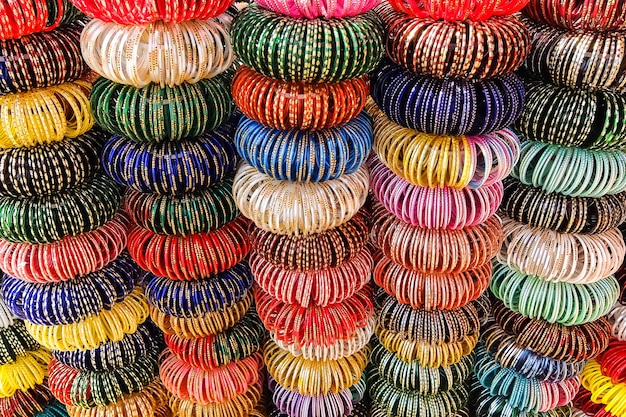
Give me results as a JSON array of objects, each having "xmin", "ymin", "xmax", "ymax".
[
  {"xmin": 386, "ymin": 0, "xmax": 528, "ymax": 21},
  {"xmin": 575, "ymin": 387, "xmax": 616, "ymax": 417},
  {"xmin": 524, "ymin": 0, "xmax": 626, "ymax": 32},
  {"xmin": 0, "ymin": 0, "xmax": 78, "ymax": 40},
  {"xmin": 597, "ymin": 340, "xmax": 626, "ymax": 384},
  {"xmin": 128, "ymin": 217, "xmax": 250, "ymax": 281},
  {"xmin": 0, "ymin": 384, "xmax": 53, "ymax": 417}
]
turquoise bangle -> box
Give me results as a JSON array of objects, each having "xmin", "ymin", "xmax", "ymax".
[{"xmin": 34, "ymin": 401, "xmax": 69, "ymax": 417}]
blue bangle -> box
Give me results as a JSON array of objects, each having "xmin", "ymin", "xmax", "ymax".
[
  {"xmin": 235, "ymin": 112, "xmax": 373, "ymax": 182},
  {"xmin": 34, "ymin": 401, "xmax": 69, "ymax": 417},
  {"xmin": 370, "ymin": 60, "xmax": 525, "ymax": 136},
  {"xmin": 142, "ymin": 261, "xmax": 254, "ymax": 318},
  {"xmin": 2, "ymin": 251, "xmax": 139, "ymax": 326}
]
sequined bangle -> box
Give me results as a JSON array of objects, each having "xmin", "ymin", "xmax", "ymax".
[
  {"xmin": 0, "ymin": 320, "xmax": 39, "ymax": 365},
  {"xmin": 524, "ymin": 0, "xmax": 626, "ymax": 32},
  {"xmin": 387, "ymin": 0, "xmax": 527, "ymax": 20},
  {"xmin": 0, "ymin": 348, "xmax": 50, "ymax": 398},
  {"xmin": 0, "ymin": 0, "xmax": 81, "ymax": 40}
]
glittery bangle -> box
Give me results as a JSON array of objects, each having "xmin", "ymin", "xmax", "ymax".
[
  {"xmin": 0, "ymin": 0, "xmax": 81, "ymax": 40},
  {"xmin": 255, "ymin": 0, "xmax": 378, "ymax": 18},
  {"xmin": 524, "ymin": 0, "xmax": 626, "ymax": 32},
  {"xmin": 387, "ymin": 0, "xmax": 527, "ymax": 20}
]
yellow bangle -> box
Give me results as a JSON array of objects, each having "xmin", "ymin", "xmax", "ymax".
[
  {"xmin": 0, "ymin": 348, "xmax": 50, "ymax": 398},
  {"xmin": 25, "ymin": 288, "xmax": 148, "ymax": 351},
  {"xmin": 581, "ymin": 359, "xmax": 626, "ymax": 416},
  {"xmin": 0, "ymin": 81, "xmax": 94, "ymax": 149}
]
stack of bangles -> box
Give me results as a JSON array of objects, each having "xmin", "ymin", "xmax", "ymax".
[
  {"xmin": 0, "ymin": 348, "xmax": 50, "ymax": 397},
  {"xmin": 573, "ymin": 387, "xmax": 614, "ymax": 417},
  {"xmin": 0, "ymin": 0, "xmax": 81, "ymax": 40},
  {"xmin": 581, "ymin": 359, "xmax": 626, "ymax": 416},
  {"xmin": 0, "ymin": 383, "xmax": 55, "ymax": 417},
  {"xmin": 387, "ymin": 0, "xmax": 527, "ymax": 21},
  {"xmin": 255, "ymin": 0, "xmax": 379, "ymax": 18},
  {"xmin": 524, "ymin": 0, "xmax": 626, "ymax": 32}
]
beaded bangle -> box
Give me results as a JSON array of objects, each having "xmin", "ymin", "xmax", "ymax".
[
  {"xmin": 0, "ymin": 81, "xmax": 93, "ymax": 149},
  {"xmin": 371, "ymin": 201, "xmax": 503, "ymax": 273},
  {"xmin": 249, "ymin": 210, "xmax": 369, "ymax": 272},
  {"xmin": 269, "ymin": 375, "xmax": 353, "ymax": 417},
  {"xmin": 256, "ymin": 285, "xmax": 373, "ymax": 348},
  {"xmin": 516, "ymin": 80, "xmax": 626, "ymax": 150},
  {"xmin": 597, "ymin": 341, "xmax": 626, "ymax": 384},
  {"xmin": 0, "ymin": 320, "xmax": 39, "ymax": 365},
  {"xmin": 124, "ymin": 176, "xmax": 238, "ymax": 237},
  {"xmin": 0, "ymin": 298, "xmax": 13, "ymax": 329},
  {"xmin": 235, "ymin": 112, "xmax": 372, "ymax": 182},
  {"xmin": 256, "ymin": 0, "xmax": 378, "ymax": 18},
  {"xmin": 512, "ymin": 136, "xmax": 626, "ymax": 198},
  {"xmin": 0, "ymin": 384, "xmax": 53, "ymax": 417},
  {"xmin": 0, "ymin": 0, "xmax": 81, "ymax": 40},
  {"xmin": 370, "ymin": 61, "xmax": 525, "ymax": 136},
  {"xmin": 491, "ymin": 261, "xmax": 620, "ymax": 326},
  {"xmin": 581, "ymin": 360, "xmax": 626, "ymax": 416},
  {"xmin": 150, "ymin": 292, "xmax": 253, "ymax": 339},
  {"xmin": 232, "ymin": 66, "xmax": 369, "ymax": 131},
  {"xmin": 91, "ymin": 75, "xmax": 234, "ymax": 143},
  {"xmin": 2, "ymin": 251, "xmax": 138, "ymax": 326},
  {"xmin": 25, "ymin": 288, "xmax": 149, "ymax": 351},
  {"xmin": 234, "ymin": 162, "xmax": 369, "ymax": 236},
  {"xmin": 0, "ymin": 210, "xmax": 128, "ymax": 283},
  {"xmin": 0, "ymin": 348, "xmax": 50, "ymax": 398},
  {"xmin": 370, "ymin": 157, "xmax": 503, "ymax": 228},
  {"xmin": 388, "ymin": 0, "xmax": 527, "ymax": 20},
  {"xmin": 499, "ymin": 217, "xmax": 625, "ymax": 284},
  {"xmin": 231, "ymin": 5, "xmax": 384, "ymax": 83},
  {"xmin": 142, "ymin": 261, "xmax": 253, "ymax": 317},
  {"xmin": 524, "ymin": 0, "xmax": 626, "ymax": 32},
  {"xmin": 251, "ymin": 247, "xmax": 373, "ymax": 307},
  {"xmin": 52, "ymin": 321, "xmax": 161, "ymax": 372},
  {"xmin": 380, "ymin": 4, "xmax": 530, "ymax": 80},
  {"xmin": 128, "ymin": 216, "xmax": 250, "ymax": 281}
]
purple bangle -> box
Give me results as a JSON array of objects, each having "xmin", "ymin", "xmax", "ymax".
[{"xmin": 269, "ymin": 376, "xmax": 354, "ymax": 417}]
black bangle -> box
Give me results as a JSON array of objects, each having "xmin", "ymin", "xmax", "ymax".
[{"xmin": 0, "ymin": 320, "xmax": 39, "ymax": 365}]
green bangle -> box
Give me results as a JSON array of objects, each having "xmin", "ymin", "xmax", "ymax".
[
  {"xmin": 0, "ymin": 174, "xmax": 122, "ymax": 244},
  {"xmin": 231, "ymin": 5, "xmax": 384, "ymax": 83}
]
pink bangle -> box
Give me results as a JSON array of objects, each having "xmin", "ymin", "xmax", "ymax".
[
  {"xmin": 255, "ymin": 0, "xmax": 379, "ymax": 18},
  {"xmin": 369, "ymin": 157, "xmax": 503, "ymax": 229}
]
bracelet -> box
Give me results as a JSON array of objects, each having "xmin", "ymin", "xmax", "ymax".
[
  {"xmin": 232, "ymin": 66, "xmax": 369, "ymax": 131},
  {"xmin": 234, "ymin": 162, "xmax": 369, "ymax": 236},
  {"xmin": 51, "ymin": 320, "xmax": 162, "ymax": 372},
  {"xmin": 516, "ymin": 80, "xmax": 626, "ymax": 150},
  {"xmin": 128, "ymin": 216, "xmax": 250, "ymax": 281},
  {"xmin": 269, "ymin": 375, "xmax": 354, "ymax": 417},
  {"xmin": 0, "ymin": 348, "xmax": 50, "ymax": 398},
  {"xmin": 0, "ymin": 320, "xmax": 39, "ymax": 365},
  {"xmin": 231, "ymin": 5, "xmax": 384, "ymax": 83},
  {"xmin": 374, "ymin": 255, "xmax": 491, "ymax": 310},
  {"xmin": 499, "ymin": 217, "xmax": 625, "ymax": 284},
  {"xmin": 524, "ymin": 0, "xmax": 626, "ymax": 32},
  {"xmin": 380, "ymin": 4, "xmax": 530, "ymax": 80},
  {"xmin": 370, "ymin": 405, "xmax": 471, "ymax": 417},
  {"xmin": 0, "ymin": 0, "xmax": 81, "ymax": 40},
  {"xmin": 0, "ymin": 22, "xmax": 86, "ymax": 94},
  {"xmin": 249, "ymin": 210, "xmax": 369, "ymax": 272},
  {"xmin": 581, "ymin": 360, "xmax": 626, "ymax": 416},
  {"xmin": 387, "ymin": 0, "xmax": 527, "ymax": 20},
  {"xmin": 256, "ymin": 0, "xmax": 378, "ymax": 18},
  {"xmin": 25, "ymin": 288, "xmax": 149, "ymax": 351},
  {"xmin": 597, "ymin": 341, "xmax": 626, "ymax": 384},
  {"xmin": 369, "ymin": 156, "xmax": 504, "ymax": 228},
  {"xmin": 0, "ymin": 294, "xmax": 14, "ymax": 330},
  {"xmin": 81, "ymin": 19, "xmax": 233, "ymax": 88},
  {"xmin": 512, "ymin": 136, "xmax": 626, "ymax": 198},
  {"xmin": 370, "ymin": 61, "xmax": 525, "ymax": 136},
  {"xmin": 251, "ymin": 247, "xmax": 373, "ymax": 307},
  {"xmin": 371, "ymin": 201, "xmax": 503, "ymax": 273},
  {"xmin": 2, "ymin": 251, "xmax": 139, "ymax": 326},
  {"xmin": 34, "ymin": 402, "xmax": 70, "ymax": 417},
  {"xmin": 150, "ymin": 292, "xmax": 253, "ymax": 339},
  {"xmin": 91, "ymin": 75, "xmax": 234, "ymax": 143},
  {"xmin": 610, "ymin": 303, "xmax": 626, "ymax": 341},
  {"xmin": 235, "ymin": 112, "xmax": 372, "ymax": 182},
  {"xmin": 0, "ymin": 210, "xmax": 129, "ymax": 283},
  {"xmin": 142, "ymin": 261, "xmax": 253, "ymax": 317},
  {"xmin": 0, "ymin": 384, "xmax": 53, "ymax": 417},
  {"xmin": 574, "ymin": 387, "xmax": 614, "ymax": 417}
]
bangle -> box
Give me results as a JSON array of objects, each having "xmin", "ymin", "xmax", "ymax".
[
  {"xmin": 249, "ymin": 210, "xmax": 369, "ymax": 272},
  {"xmin": 0, "ymin": 0, "xmax": 81, "ymax": 40},
  {"xmin": 231, "ymin": 5, "xmax": 384, "ymax": 83},
  {"xmin": 581, "ymin": 359, "xmax": 626, "ymax": 416},
  {"xmin": 380, "ymin": 4, "xmax": 530, "ymax": 80},
  {"xmin": 512, "ymin": 136, "xmax": 626, "ymax": 198},
  {"xmin": 25, "ymin": 288, "xmax": 149, "ymax": 351},
  {"xmin": 0, "ymin": 384, "xmax": 54, "ymax": 417},
  {"xmin": 0, "ymin": 22, "xmax": 86, "ymax": 94},
  {"xmin": 574, "ymin": 387, "xmax": 614, "ymax": 417},
  {"xmin": 516, "ymin": 80, "xmax": 626, "ymax": 150},
  {"xmin": 91, "ymin": 75, "xmax": 234, "ymax": 143},
  {"xmin": 250, "ymin": 247, "xmax": 373, "ymax": 307},
  {"xmin": 499, "ymin": 217, "xmax": 625, "ymax": 284},
  {"xmin": 524, "ymin": 0, "xmax": 626, "ymax": 32},
  {"xmin": 0, "ymin": 348, "xmax": 50, "ymax": 398},
  {"xmin": 142, "ymin": 261, "xmax": 254, "ymax": 317},
  {"xmin": 370, "ymin": 61, "xmax": 525, "ymax": 136},
  {"xmin": 269, "ymin": 375, "xmax": 354, "ymax": 417},
  {"xmin": 371, "ymin": 201, "xmax": 503, "ymax": 273},
  {"xmin": 232, "ymin": 66, "xmax": 369, "ymax": 131},
  {"xmin": 235, "ymin": 112, "xmax": 372, "ymax": 182},
  {"xmin": 368, "ymin": 102, "xmax": 520, "ymax": 189},
  {"xmin": 0, "ymin": 320, "xmax": 39, "ymax": 365},
  {"xmin": 81, "ymin": 19, "xmax": 233, "ymax": 88},
  {"xmin": 34, "ymin": 402, "xmax": 71, "ymax": 417},
  {"xmin": 0, "ymin": 294, "xmax": 14, "ymax": 330},
  {"xmin": 150, "ymin": 291, "xmax": 253, "ymax": 339},
  {"xmin": 2, "ymin": 251, "xmax": 138, "ymax": 326},
  {"xmin": 370, "ymin": 405, "xmax": 471, "ymax": 417},
  {"xmin": 0, "ymin": 210, "xmax": 129, "ymax": 283},
  {"xmin": 234, "ymin": 162, "xmax": 369, "ymax": 236},
  {"xmin": 374, "ymin": 255, "xmax": 491, "ymax": 310},
  {"xmin": 524, "ymin": 18, "xmax": 626, "ymax": 94},
  {"xmin": 51, "ymin": 320, "xmax": 161, "ymax": 372},
  {"xmin": 387, "ymin": 0, "xmax": 527, "ymax": 20},
  {"xmin": 597, "ymin": 341, "xmax": 626, "ymax": 384},
  {"xmin": 128, "ymin": 216, "xmax": 250, "ymax": 281},
  {"xmin": 255, "ymin": 0, "xmax": 378, "ymax": 18},
  {"xmin": 491, "ymin": 261, "xmax": 620, "ymax": 326}
]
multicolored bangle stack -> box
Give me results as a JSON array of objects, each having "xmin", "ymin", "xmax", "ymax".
[
  {"xmin": 485, "ymin": 2, "xmax": 626, "ymax": 417},
  {"xmin": 230, "ymin": 2, "xmax": 384, "ymax": 416},
  {"xmin": 368, "ymin": 2, "xmax": 529, "ymax": 417}
]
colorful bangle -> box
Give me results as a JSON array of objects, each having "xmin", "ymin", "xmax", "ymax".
[
  {"xmin": 370, "ymin": 405, "xmax": 471, "ymax": 417},
  {"xmin": 499, "ymin": 217, "xmax": 625, "ymax": 284},
  {"xmin": 0, "ymin": 384, "xmax": 53, "ymax": 417},
  {"xmin": 91, "ymin": 75, "xmax": 234, "ymax": 143},
  {"xmin": 574, "ymin": 387, "xmax": 614, "ymax": 417},
  {"xmin": 0, "ymin": 296, "xmax": 14, "ymax": 330},
  {"xmin": 380, "ymin": 4, "xmax": 530, "ymax": 80},
  {"xmin": 231, "ymin": 5, "xmax": 384, "ymax": 83},
  {"xmin": 512, "ymin": 136, "xmax": 626, "ymax": 198},
  {"xmin": 516, "ymin": 80, "xmax": 626, "ymax": 150},
  {"xmin": 269, "ymin": 375, "xmax": 354, "ymax": 417},
  {"xmin": 0, "ymin": 320, "xmax": 39, "ymax": 365},
  {"xmin": 0, "ymin": 210, "xmax": 128, "ymax": 283},
  {"xmin": 0, "ymin": 348, "xmax": 50, "ymax": 398},
  {"xmin": 235, "ymin": 112, "xmax": 372, "ymax": 182},
  {"xmin": 234, "ymin": 162, "xmax": 369, "ymax": 236},
  {"xmin": 581, "ymin": 359, "xmax": 626, "ymax": 416},
  {"xmin": 387, "ymin": 0, "xmax": 527, "ymax": 20},
  {"xmin": 34, "ymin": 401, "xmax": 69, "ymax": 417},
  {"xmin": 0, "ymin": 0, "xmax": 81, "ymax": 40},
  {"xmin": 524, "ymin": 0, "xmax": 626, "ymax": 32},
  {"xmin": 597, "ymin": 341, "xmax": 626, "ymax": 384},
  {"xmin": 370, "ymin": 61, "xmax": 525, "ymax": 136},
  {"xmin": 255, "ymin": 0, "xmax": 378, "ymax": 18},
  {"xmin": 251, "ymin": 247, "xmax": 373, "ymax": 307},
  {"xmin": 232, "ymin": 66, "xmax": 369, "ymax": 131}
]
